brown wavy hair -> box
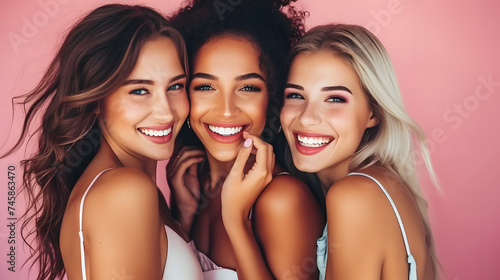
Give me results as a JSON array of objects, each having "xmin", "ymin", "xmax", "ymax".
[{"xmin": 1, "ymin": 4, "xmax": 187, "ymax": 280}]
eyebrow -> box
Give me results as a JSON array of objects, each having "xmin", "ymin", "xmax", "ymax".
[
  {"xmin": 192, "ymin": 72, "xmax": 265, "ymax": 82},
  {"xmin": 123, "ymin": 79, "xmax": 154, "ymax": 85},
  {"xmin": 285, "ymin": 83, "xmax": 352, "ymax": 94},
  {"xmin": 192, "ymin": 72, "xmax": 218, "ymax": 81},
  {"xmin": 322, "ymin": 86, "xmax": 352, "ymax": 94},
  {"xmin": 123, "ymin": 73, "xmax": 186, "ymax": 85},
  {"xmin": 235, "ymin": 73, "xmax": 265, "ymax": 82}
]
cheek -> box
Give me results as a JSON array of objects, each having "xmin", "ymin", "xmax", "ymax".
[
  {"xmin": 104, "ymin": 98, "xmax": 146, "ymax": 127},
  {"xmin": 171, "ymin": 94, "xmax": 190, "ymax": 120},
  {"xmin": 280, "ymin": 105, "xmax": 297, "ymax": 130},
  {"xmin": 249, "ymin": 97, "xmax": 268, "ymax": 129},
  {"xmin": 188, "ymin": 96, "xmax": 210, "ymax": 120}
]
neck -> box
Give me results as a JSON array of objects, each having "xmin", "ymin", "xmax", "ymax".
[
  {"xmin": 204, "ymin": 151, "xmax": 236, "ymax": 192},
  {"xmin": 316, "ymin": 159, "xmax": 352, "ymax": 192},
  {"xmin": 100, "ymin": 138, "xmax": 157, "ymax": 182}
]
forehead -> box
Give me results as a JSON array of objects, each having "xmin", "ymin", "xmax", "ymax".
[
  {"xmin": 289, "ymin": 51, "xmax": 361, "ymax": 87},
  {"xmin": 193, "ymin": 36, "xmax": 263, "ymax": 73},
  {"xmin": 128, "ymin": 37, "xmax": 183, "ymax": 78}
]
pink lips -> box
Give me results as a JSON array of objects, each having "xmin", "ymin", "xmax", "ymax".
[
  {"xmin": 138, "ymin": 124, "xmax": 174, "ymax": 144},
  {"xmin": 204, "ymin": 123, "xmax": 247, "ymax": 144},
  {"xmin": 293, "ymin": 131, "xmax": 334, "ymax": 156}
]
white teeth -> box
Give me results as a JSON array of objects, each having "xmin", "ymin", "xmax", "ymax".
[
  {"xmin": 208, "ymin": 125, "xmax": 244, "ymax": 136},
  {"xmin": 297, "ymin": 135, "xmax": 332, "ymax": 147},
  {"xmin": 140, "ymin": 127, "xmax": 172, "ymax": 137}
]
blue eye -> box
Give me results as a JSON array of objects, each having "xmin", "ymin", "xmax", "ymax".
[
  {"xmin": 130, "ymin": 88, "xmax": 149, "ymax": 95},
  {"xmin": 240, "ymin": 85, "xmax": 261, "ymax": 92},
  {"xmin": 168, "ymin": 83, "xmax": 185, "ymax": 91},
  {"xmin": 285, "ymin": 93, "xmax": 304, "ymax": 99},
  {"xmin": 193, "ymin": 84, "xmax": 214, "ymax": 91},
  {"xmin": 326, "ymin": 96, "xmax": 346, "ymax": 103}
]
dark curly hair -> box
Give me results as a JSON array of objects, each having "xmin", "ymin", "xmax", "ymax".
[{"xmin": 170, "ymin": 0, "xmax": 308, "ymax": 144}]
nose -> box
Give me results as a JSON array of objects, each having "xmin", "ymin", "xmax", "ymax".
[
  {"xmin": 152, "ymin": 91, "xmax": 174, "ymax": 123},
  {"xmin": 298, "ymin": 101, "xmax": 321, "ymax": 126},
  {"xmin": 213, "ymin": 89, "xmax": 240, "ymax": 118}
]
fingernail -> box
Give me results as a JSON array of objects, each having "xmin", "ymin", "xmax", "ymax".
[{"xmin": 243, "ymin": 138, "xmax": 253, "ymax": 148}]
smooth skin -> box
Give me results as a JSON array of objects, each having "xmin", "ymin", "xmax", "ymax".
[
  {"xmin": 60, "ymin": 37, "xmax": 189, "ymax": 279},
  {"xmin": 167, "ymin": 36, "xmax": 324, "ymax": 279},
  {"xmin": 281, "ymin": 51, "xmax": 435, "ymax": 279}
]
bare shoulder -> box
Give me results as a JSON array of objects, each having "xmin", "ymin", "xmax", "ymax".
[
  {"xmin": 254, "ymin": 174, "xmax": 320, "ymax": 215},
  {"xmin": 326, "ymin": 168, "xmax": 399, "ymax": 213},
  {"xmin": 76, "ymin": 168, "xmax": 164, "ymax": 278},
  {"xmin": 82, "ymin": 167, "xmax": 160, "ymax": 233},
  {"xmin": 86, "ymin": 167, "xmax": 157, "ymax": 203},
  {"xmin": 325, "ymin": 167, "xmax": 411, "ymax": 244}
]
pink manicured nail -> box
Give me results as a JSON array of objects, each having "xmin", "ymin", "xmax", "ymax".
[{"xmin": 243, "ymin": 138, "xmax": 253, "ymax": 148}]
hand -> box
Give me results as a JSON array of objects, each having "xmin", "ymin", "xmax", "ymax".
[
  {"xmin": 166, "ymin": 146, "xmax": 205, "ymax": 234},
  {"xmin": 221, "ymin": 132, "xmax": 275, "ymax": 224}
]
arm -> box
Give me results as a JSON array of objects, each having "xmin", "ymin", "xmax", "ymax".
[
  {"xmin": 324, "ymin": 176, "xmax": 386, "ymax": 280},
  {"xmin": 83, "ymin": 168, "xmax": 164, "ymax": 279},
  {"xmin": 221, "ymin": 133, "xmax": 275, "ymax": 279}
]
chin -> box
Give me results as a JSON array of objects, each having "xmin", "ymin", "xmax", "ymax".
[
  {"xmin": 293, "ymin": 158, "xmax": 322, "ymax": 173},
  {"xmin": 207, "ymin": 148, "xmax": 238, "ymax": 163},
  {"xmin": 151, "ymin": 149, "xmax": 174, "ymax": 161}
]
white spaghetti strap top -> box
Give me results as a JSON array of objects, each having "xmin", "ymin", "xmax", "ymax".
[
  {"xmin": 78, "ymin": 169, "xmax": 204, "ymax": 280},
  {"xmin": 348, "ymin": 172, "xmax": 417, "ymax": 280},
  {"xmin": 316, "ymin": 172, "xmax": 417, "ymax": 280},
  {"xmin": 78, "ymin": 168, "xmax": 112, "ymax": 280}
]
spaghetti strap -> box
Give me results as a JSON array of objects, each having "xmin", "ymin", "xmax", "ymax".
[
  {"xmin": 78, "ymin": 168, "xmax": 113, "ymax": 280},
  {"xmin": 348, "ymin": 172, "xmax": 417, "ymax": 280}
]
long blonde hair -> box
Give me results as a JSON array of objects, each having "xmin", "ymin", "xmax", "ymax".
[{"xmin": 287, "ymin": 23, "xmax": 440, "ymax": 278}]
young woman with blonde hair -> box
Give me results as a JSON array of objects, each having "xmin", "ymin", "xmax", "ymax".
[{"xmin": 279, "ymin": 24, "xmax": 440, "ymax": 279}]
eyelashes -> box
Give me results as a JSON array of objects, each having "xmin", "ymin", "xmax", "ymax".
[
  {"xmin": 128, "ymin": 83, "xmax": 185, "ymax": 95},
  {"xmin": 168, "ymin": 83, "xmax": 185, "ymax": 91},
  {"xmin": 284, "ymin": 92, "xmax": 348, "ymax": 103},
  {"xmin": 193, "ymin": 84, "xmax": 214, "ymax": 91},
  {"xmin": 129, "ymin": 88, "xmax": 149, "ymax": 95},
  {"xmin": 240, "ymin": 85, "xmax": 261, "ymax": 92},
  {"xmin": 326, "ymin": 95, "xmax": 347, "ymax": 103},
  {"xmin": 192, "ymin": 84, "xmax": 262, "ymax": 92},
  {"xmin": 285, "ymin": 93, "xmax": 304, "ymax": 99}
]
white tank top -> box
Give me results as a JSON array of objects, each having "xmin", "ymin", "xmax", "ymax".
[{"xmin": 78, "ymin": 169, "xmax": 204, "ymax": 280}]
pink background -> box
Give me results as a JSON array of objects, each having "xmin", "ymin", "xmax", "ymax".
[{"xmin": 1, "ymin": 0, "xmax": 499, "ymax": 279}]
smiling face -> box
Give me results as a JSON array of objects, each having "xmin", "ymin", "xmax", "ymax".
[
  {"xmin": 189, "ymin": 36, "xmax": 268, "ymax": 162},
  {"xmin": 280, "ymin": 51, "xmax": 378, "ymax": 180},
  {"xmin": 101, "ymin": 37, "xmax": 189, "ymax": 163}
]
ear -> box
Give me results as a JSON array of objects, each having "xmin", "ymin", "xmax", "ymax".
[{"xmin": 366, "ymin": 111, "xmax": 379, "ymax": 129}]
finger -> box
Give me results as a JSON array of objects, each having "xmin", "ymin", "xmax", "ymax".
[
  {"xmin": 267, "ymin": 145, "xmax": 274, "ymax": 173},
  {"xmin": 187, "ymin": 162, "xmax": 198, "ymax": 176},
  {"xmin": 167, "ymin": 148, "xmax": 205, "ymax": 173},
  {"xmin": 244, "ymin": 134, "xmax": 270, "ymax": 173},
  {"xmin": 229, "ymin": 136, "xmax": 253, "ymax": 178},
  {"xmin": 175, "ymin": 148, "xmax": 206, "ymax": 163},
  {"xmin": 167, "ymin": 157, "xmax": 203, "ymax": 187},
  {"xmin": 176, "ymin": 157, "xmax": 204, "ymax": 177}
]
